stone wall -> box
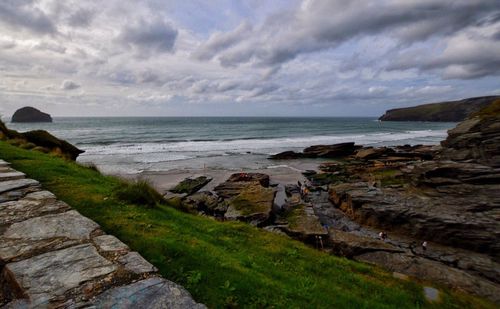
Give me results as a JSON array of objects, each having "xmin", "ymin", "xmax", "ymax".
[{"xmin": 0, "ymin": 159, "xmax": 205, "ymax": 308}]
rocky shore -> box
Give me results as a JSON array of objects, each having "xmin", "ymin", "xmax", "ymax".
[{"xmin": 164, "ymin": 99, "xmax": 500, "ymax": 303}]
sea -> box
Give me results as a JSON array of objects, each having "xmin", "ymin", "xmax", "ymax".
[{"xmin": 8, "ymin": 117, "xmax": 456, "ymax": 175}]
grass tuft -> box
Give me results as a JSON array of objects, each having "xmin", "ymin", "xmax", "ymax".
[{"xmin": 114, "ymin": 179, "xmax": 165, "ymax": 208}]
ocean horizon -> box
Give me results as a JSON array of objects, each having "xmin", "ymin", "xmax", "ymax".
[{"xmin": 8, "ymin": 117, "xmax": 456, "ymax": 175}]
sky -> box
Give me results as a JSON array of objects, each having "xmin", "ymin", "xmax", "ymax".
[{"xmin": 0, "ymin": 0, "xmax": 499, "ymax": 117}]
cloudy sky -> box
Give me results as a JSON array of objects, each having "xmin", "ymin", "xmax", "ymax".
[{"xmin": 0, "ymin": 0, "xmax": 499, "ymax": 117}]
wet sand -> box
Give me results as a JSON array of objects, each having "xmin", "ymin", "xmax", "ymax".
[{"xmin": 121, "ymin": 158, "xmax": 330, "ymax": 195}]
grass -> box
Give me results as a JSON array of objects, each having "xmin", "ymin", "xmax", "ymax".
[
  {"xmin": 114, "ymin": 179, "xmax": 166, "ymax": 208},
  {"xmin": 0, "ymin": 141, "xmax": 494, "ymax": 308},
  {"xmin": 371, "ymin": 169, "xmax": 406, "ymax": 187},
  {"xmin": 472, "ymin": 99, "xmax": 500, "ymax": 119}
]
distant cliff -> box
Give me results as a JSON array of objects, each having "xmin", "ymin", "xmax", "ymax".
[
  {"xmin": 11, "ymin": 106, "xmax": 52, "ymax": 123},
  {"xmin": 379, "ymin": 96, "xmax": 500, "ymax": 122}
]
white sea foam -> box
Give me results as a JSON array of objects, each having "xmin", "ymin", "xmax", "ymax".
[{"xmin": 81, "ymin": 129, "xmax": 448, "ymax": 160}]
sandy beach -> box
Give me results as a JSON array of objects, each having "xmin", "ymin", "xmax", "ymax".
[{"xmin": 122, "ymin": 158, "xmax": 331, "ymax": 195}]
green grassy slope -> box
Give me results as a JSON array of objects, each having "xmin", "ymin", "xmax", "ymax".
[{"xmin": 0, "ymin": 141, "xmax": 493, "ymax": 308}]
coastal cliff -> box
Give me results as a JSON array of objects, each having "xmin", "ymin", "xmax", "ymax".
[{"xmin": 379, "ymin": 96, "xmax": 499, "ymax": 122}]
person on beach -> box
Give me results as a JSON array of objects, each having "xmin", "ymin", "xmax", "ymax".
[
  {"xmin": 378, "ymin": 231, "xmax": 387, "ymax": 241},
  {"xmin": 422, "ymin": 241, "xmax": 428, "ymax": 252}
]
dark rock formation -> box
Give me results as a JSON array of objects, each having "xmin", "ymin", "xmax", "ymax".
[
  {"xmin": 328, "ymin": 180, "xmax": 500, "ymax": 258},
  {"xmin": 181, "ymin": 191, "xmax": 225, "ymax": 216},
  {"xmin": 303, "ymin": 142, "xmax": 358, "ymax": 158},
  {"xmin": 379, "ymin": 96, "xmax": 499, "ymax": 122},
  {"xmin": 270, "ymin": 142, "xmax": 359, "ymax": 160},
  {"xmin": 215, "ymin": 173, "xmax": 275, "ymax": 225},
  {"xmin": 223, "ymin": 183, "xmax": 275, "ymax": 226},
  {"xmin": 227, "ymin": 172, "xmax": 270, "ymax": 187},
  {"xmin": 0, "ymin": 121, "xmax": 84, "ymax": 160},
  {"xmin": 11, "ymin": 107, "xmax": 52, "ymax": 123},
  {"xmin": 172, "ymin": 173, "xmax": 276, "ymax": 226},
  {"xmin": 21, "ymin": 130, "xmax": 84, "ymax": 160},
  {"xmin": 440, "ymin": 99, "xmax": 500, "ymax": 166},
  {"xmin": 170, "ymin": 176, "xmax": 212, "ymax": 195},
  {"xmin": 268, "ymin": 151, "xmax": 305, "ymax": 160}
]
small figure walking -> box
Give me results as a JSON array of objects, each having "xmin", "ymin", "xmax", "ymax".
[{"xmin": 422, "ymin": 241, "xmax": 428, "ymax": 252}]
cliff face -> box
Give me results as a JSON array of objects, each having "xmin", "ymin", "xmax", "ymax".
[
  {"xmin": 11, "ymin": 107, "xmax": 52, "ymax": 123},
  {"xmin": 440, "ymin": 99, "xmax": 500, "ymax": 166},
  {"xmin": 379, "ymin": 96, "xmax": 499, "ymax": 122}
]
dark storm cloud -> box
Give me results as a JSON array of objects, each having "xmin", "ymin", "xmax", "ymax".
[
  {"xmin": 193, "ymin": 21, "xmax": 252, "ymax": 61},
  {"xmin": 195, "ymin": 0, "xmax": 500, "ymax": 72},
  {"xmin": 119, "ymin": 17, "xmax": 178, "ymax": 54},
  {"xmin": 388, "ymin": 30, "xmax": 500, "ymax": 80},
  {"xmin": 61, "ymin": 80, "xmax": 80, "ymax": 90},
  {"xmin": 66, "ymin": 8, "xmax": 96, "ymax": 28},
  {"xmin": 0, "ymin": 0, "xmax": 56, "ymax": 34}
]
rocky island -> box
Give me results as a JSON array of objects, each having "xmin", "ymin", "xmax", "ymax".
[
  {"xmin": 379, "ymin": 96, "xmax": 499, "ymax": 122},
  {"xmin": 11, "ymin": 106, "xmax": 52, "ymax": 123}
]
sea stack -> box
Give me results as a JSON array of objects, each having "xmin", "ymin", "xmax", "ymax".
[{"xmin": 11, "ymin": 106, "xmax": 52, "ymax": 123}]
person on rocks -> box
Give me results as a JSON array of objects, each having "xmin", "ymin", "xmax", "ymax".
[
  {"xmin": 378, "ymin": 231, "xmax": 387, "ymax": 241},
  {"xmin": 422, "ymin": 241, "xmax": 428, "ymax": 252},
  {"xmin": 302, "ymin": 186, "xmax": 310, "ymax": 202}
]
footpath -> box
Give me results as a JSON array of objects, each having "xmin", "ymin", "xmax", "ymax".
[{"xmin": 0, "ymin": 159, "xmax": 204, "ymax": 308}]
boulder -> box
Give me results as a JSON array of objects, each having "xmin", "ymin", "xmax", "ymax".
[
  {"xmin": 226, "ymin": 172, "xmax": 270, "ymax": 187},
  {"xmin": 181, "ymin": 191, "xmax": 224, "ymax": 215},
  {"xmin": 170, "ymin": 176, "xmax": 212, "ymax": 195},
  {"xmin": 11, "ymin": 107, "xmax": 52, "ymax": 123},
  {"xmin": 224, "ymin": 182, "xmax": 275, "ymax": 226},
  {"xmin": 214, "ymin": 173, "xmax": 270, "ymax": 199},
  {"xmin": 270, "ymin": 143, "xmax": 359, "ymax": 159},
  {"xmin": 269, "ymin": 151, "xmax": 304, "ymax": 160},
  {"xmin": 355, "ymin": 147, "xmax": 390, "ymax": 160},
  {"xmin": 303, "ymin": 142, "xmax": 358, "ymax": 158}
]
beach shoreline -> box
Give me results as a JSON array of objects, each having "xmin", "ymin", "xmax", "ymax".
[{"xmin": 119, "ymin": 157, "xmax": 331, "ymax": 194}]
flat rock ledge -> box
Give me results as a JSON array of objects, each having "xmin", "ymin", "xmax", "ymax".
[{"xmin": 0, "ymin": 160, "xmax": 205, "ymax": 308}]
